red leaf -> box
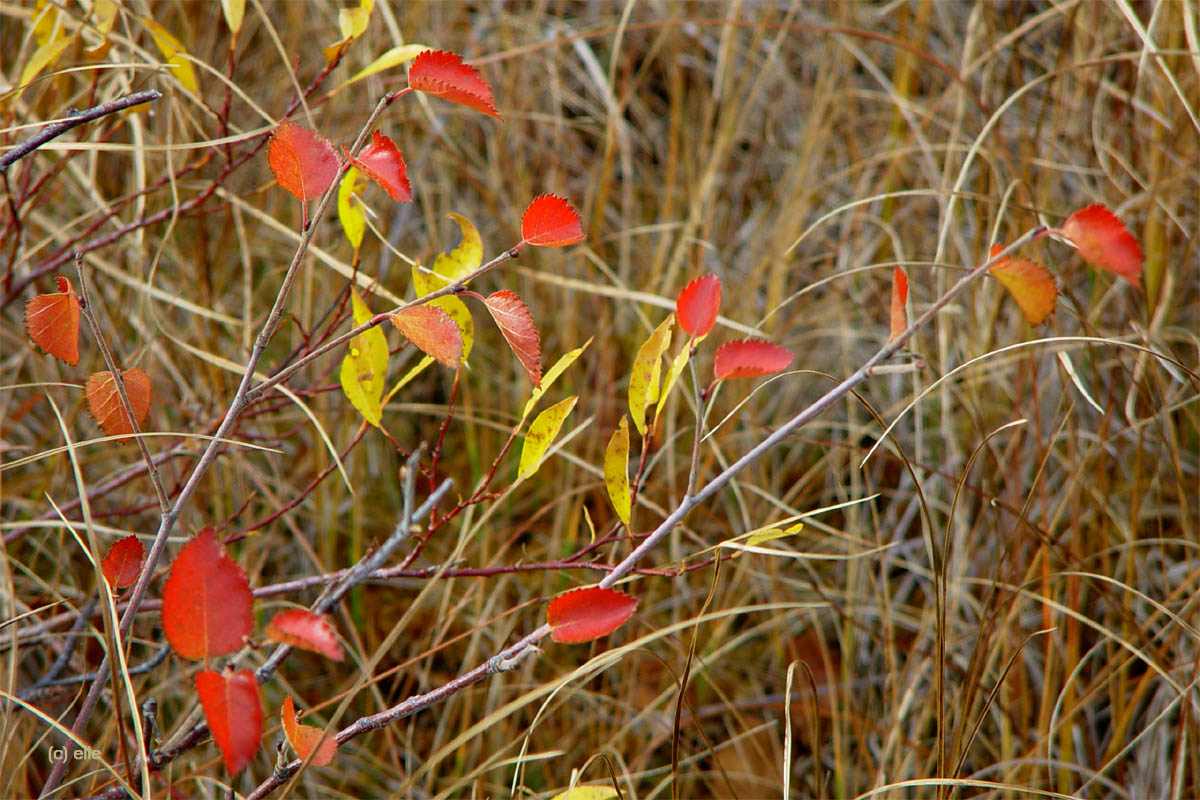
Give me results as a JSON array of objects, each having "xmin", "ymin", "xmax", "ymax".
[
  {"xmin": 676, "ymin": 273, "xmax": 722, "ymax": 338},
  {"xmin": 409, "ymin": 49, "xmax": 500, "ymax": 119},
  {"xmin": 989, "ymin": 244, "xmax": 1058, "ymax": 325},
  {"xmin": 390, "ymin": 305, "xmax": 464, "ymax": 368},
  {"xmin": 195, "ymin": 668, "xmax": 262, "ymax": 775},
  {"xmin": 520, "ymin": 194, "xmax": 585, "ymax": 247},
  {"xmin": 86, "ymin": 368, "xmax": 151, "ymax": 438},
  {"xmin": 101, "ymin": 535, "xmax": 144, "ymax": 589},
  {"xmin": 713, "ymin": 340, "xmax": 795, "ymax": 381},
  {"xmin": 546, "ymin": 586, "xmax": 638, "ymax": 644},
  {"xmin": 265, "ymin": 610, "xmax": 344, "ymax": 661},
  {"xmin": 25, "ymin": 276, "xmax": 81, "ymax": 365},
  {"xmin": 888, "ymin": 268, "xmax": 908, "ymax": 342},
  {"xmin": 162, "ymin": 528, "xmax": 254, "ymax": 660},
  {"xmin": 268, "ymin": 120, "xmax": 339, "ymax": 202},
  {"xmin": 349, "ymin": 131, "xmax": 411, "ymax": 202},
  {"xmin": 482, "ymin": 290, "xmax": 542, "ymax": 387},
  {"xmin": 1060, "ymin": 204, "xmax": 1143, "ymax": 287},
  {"xmin": 281, "ymin": 696, "xmax": 337, "ymax": 767}
]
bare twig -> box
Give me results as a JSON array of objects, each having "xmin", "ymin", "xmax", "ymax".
[{"xmin": 0, "ymin": 90, "xmax": 162, "ymax": 174}]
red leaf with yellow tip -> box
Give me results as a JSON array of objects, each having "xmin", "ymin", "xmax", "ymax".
[
  {"xmin": 25, "ymin": 276, "xmax": 81, "ymax": 365},
  {"xmin": 988, "ymin": 244, "xmax": 1057, "ymax": 325},
  {"xmin": 281, "ymin": 695, "xmax": 337, "ymax": 767}
]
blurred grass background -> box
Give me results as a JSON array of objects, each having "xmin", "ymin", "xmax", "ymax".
[{"xmin": 2, "ymin": 1, "xmax": 1198, "ymax": 798}]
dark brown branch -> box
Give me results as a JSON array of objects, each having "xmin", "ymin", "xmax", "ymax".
[{"xmin": 0, "ymin": 90, "xmax": 162, "ymax": 174}]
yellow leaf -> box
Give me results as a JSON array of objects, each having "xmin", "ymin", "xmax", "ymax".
[
  {"xmin": 337, "ymin": 167, "xmax": 368, "ymax": 250},
  {"xmin": 414, "ymin": 213, "xmax": 482, "ymax": 295},
  {"xmin": 745, "ymin": 522, "xmax": 803, "ymax": 547},
  {"xmin": 84, "ymin": 0, "xmax": 118, "ymax": 58},
  {"xmin": 338, "ymin": 290, "xmax": 388, "ymax": 426},
  {"xmin": 628, "ymin": 315, "xmax": 674, "ymax": 436},
  {"xmin": 144, "ymin": 17, "xmax": 198, "ymax": 92},
  {"xmin": 383, "ymin": 355, "xmax": 433, "ymax": 404},
  {"xmin": 33, "ymin": 0, "xmax": 65, "ymax": 46},
  {"xmin": 604, "ymin": 416, "xmax": 631, "ymax": 525},
  {"xmin": 340, "ymin": 43, "xmax": 428, "ymax": 89},
  {"xmin": 322, "ymin": 0, "xmax": 374, "ymax": 61},
  {"xmin": 548, "ymin": 788, "xmax": 619, "ymax": 800},
  {"xmin": 989, "ymin": 247, "xmax": 1058, "ymax": 326},
  {"xmin": 220, "ymin": 0, "xmax": 245, "ymax": 36},
  {"xmin": 522, "ymin": 337, "xmax": 592, "ymax": 420},
  {"xmin": 18, "ymin": 35, "xmax": 74, "ymax": 93},
  {"xmin": 656, "ymin": 343, "xmax": 691, "ymax": 420},
  {"xmin": 519, "ymin": 396, "xmax": 577, "ymax": 478}
]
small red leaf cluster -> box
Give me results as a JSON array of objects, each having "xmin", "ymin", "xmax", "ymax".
[
  {"xmin": 409, "ymin": 49, "xmax": 500, "ymax": 119},
  {"xmin": 547, "ymin": 586, "xmax": 638, "ymax": 643},
  {"xmin": 677, "ymin": 273, "xmax": 722, "ymax": 338}
]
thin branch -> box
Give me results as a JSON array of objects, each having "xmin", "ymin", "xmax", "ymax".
[{"xmin": 0, "ymin": 90, "xmax": 162, "ymax": 174}]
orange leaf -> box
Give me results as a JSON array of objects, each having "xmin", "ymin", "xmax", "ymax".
[
  {"xmin": 86, "ymin": 368, "xmax": 151, "ymax": 438},
  {"xmin": 265, "ymin": 609, "xmax": 344, "ymax": 661},
  {"xmin": 349, "ymin": 131, "xmax": 411, "ymax": 202},
  {"xmin": 888, "ymin": 268, "xmax": 908, "ymax": 342},
  {"xmin": 162, "ymin": 528, "xmax": 253, "ymax": 659},
  {"xmin": 676, "ymin": 273, "xmax": 722, "ymax": 338},
  {"xmin": 713, "ymin": 340, "xmax": 794, "ymax": 381},
  {"xmin": 280, "ymin": 695, "xmax": 337, "ymax": 767},
  {"xmin": 989, "ymin": 245, "xmax": 1057, "ymax": 325},
  {"xmin": 546, "ymin": 586, "xmax": 638, "ymax": 644},
  {"xmin": 267, "ymin": 120, "xmax": 339, "ymax": 202},
  {"xmin": 101, "ymin": 535, "xmax": 144, "ymax": 589},
  {"xmin": 390, "ymin": 305, "xmax": 463, "ymax": 368},
  {"xmin": 195, "ymin": 668, "xmax": 262, "ymax": 775},
  {"xmin": 409, "ymin": 49, "xmax": 500, "ymax": 118},
  {"xmin": 520, "ymin": 194, "xmax": 585, "ymax": 247},
  {"xmin": 1060, "ymin": 204, "xmax": 1143, "ymax": 287},
  {"xmin": 25, "ymin": 276, "xmax": 81, "ymax": 365},
  {"xmin": 483, "ymin": 290, "xmax": 542, "ymax": 387}
]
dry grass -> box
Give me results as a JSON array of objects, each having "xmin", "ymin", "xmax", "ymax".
[{"xmin": 2, "ymin": 1, "xmax": 1198, "ymax": 798}]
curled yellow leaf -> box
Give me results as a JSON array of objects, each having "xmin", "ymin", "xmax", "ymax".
[
  {"xmin": 628, "ymin": 315, "xmax": 674, "ymax": 436},
  {"xmin": 604, "ymin": 416, "xmax": 631, "ymax": 525},
  {"xmin": 338, "ymin": 290, "xmax": 388, "ymax": 426}
]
